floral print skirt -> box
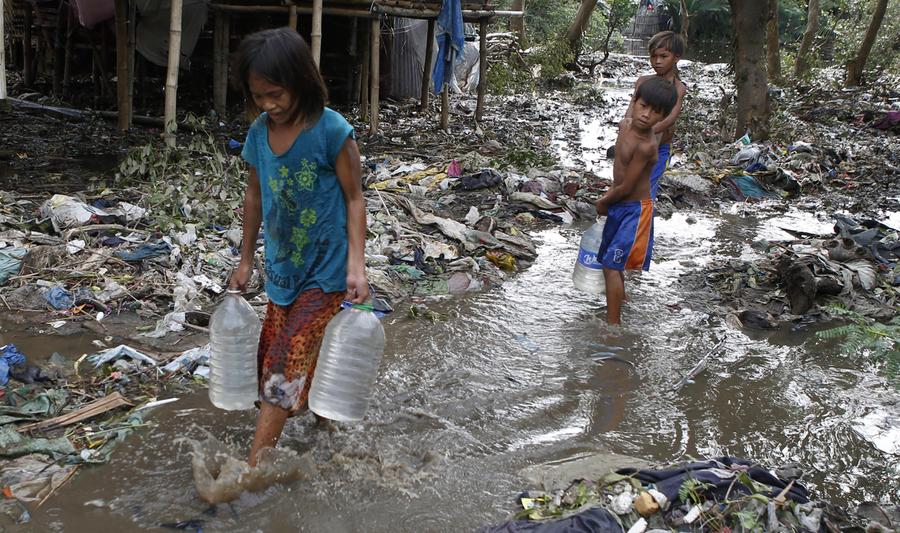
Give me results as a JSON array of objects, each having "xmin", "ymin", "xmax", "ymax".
[{"xmin": 257, "ymin": 289, "xmax": 344, "ymax": 412}]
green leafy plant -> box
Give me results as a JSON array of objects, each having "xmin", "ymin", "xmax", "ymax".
[
  {"xmin": 678, "ymin": 477, "xmax": 714, "ymax": 506},
  {"xmin": 818, "ymin": 305, "xmax": 900, "ymax": 384},
  {"xmin": 115, "ymin": 115, "xmax": 248, "ymax": 232}
]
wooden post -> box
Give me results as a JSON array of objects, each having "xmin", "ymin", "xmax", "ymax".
[
  {"xmin": 440, "ymin": 86, "xmax": 449, "ymax": 130},
  {"xmin": 63, "ymin": 7, "xmax": 76, "ymax": 96},
  {"xmin": 347, "ymin": 17, "xmax": 358, "ymax": 106},
  {"xmin": 23, "ymin": 6, "xmax": 34, "ymax": 87},
  {"xmin": 288, "ymin": 4, "xmax": 298, "ymax": 30},
  {"xmin": 0, "ymin": 0, "xmax": 6, "ymax": 103},
  {"xmin": 213, "ymin": 10, "xmax": 228, "ymax": 117},
  {"xmin": 368, "ymin": 16, "xmax": 380, "ymax": 134},
  {"xmin": 311, "ymin": 0, "xmax": 323, "ymax": 67},
  {"xmin": 115, "ymin": 0, "xmax": 130, "ymax": 130},
  {"xmin": 164, "ymin": 0, "xmax": 184, "ymax": 147},
  {"xmin": 127, "ymin": 0, "xmax": 136, "ymax": 123},
  {"xmin": 52, "ymin": 3, "xmax": 66, "ymax": 95},
  {"xmin": 420, "ymin": 18, "xmax": 435, "ymax": 112},
  {"xmin": 359, "ymin": 21, "xmax": 370, "ymax": 121},
  {"xmin": 475, "ymin": 18, "xmax": 487, "ymax": 123}
]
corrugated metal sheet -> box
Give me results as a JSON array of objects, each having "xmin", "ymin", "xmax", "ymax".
[{"xmin": 387, "ymin": 17, "xmax": 426, "ymax": 99}]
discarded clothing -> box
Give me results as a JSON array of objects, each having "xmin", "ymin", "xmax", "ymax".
[
  {"xmin": 834, "ymin": 214, "xmax": 900, "ymax": 267},
  {"xmin": 0, "ymin": 345, "xmax": 27, "ymax": 386},
  {"xmin": 617, "ymin": 456, "xmax": 810, "ymax": 504},
  {"xmin": 0, "ymin": 247, "xmax": 27, "ymax": 285},
  {"xmin": 43, "ymin": 287, "xmax": 74, "ymax": 310},
  {"xmin": 481, "ymin": 507, "xmax": 622, "ymax": 533},
  {"xmin": 457, "ymin": 169, "xmax": 503, "ymax": 191},
  {"xmin": 731, "ymin": 145, "xmax": 770, "ymax": 171},
  {"xmin": 88, "ymin": 345, "xmax": 158, "ymax": 367},
  {"xmin": 0, "ymin": 426, "xmax": 75, "ymax": 457},
  {"xmin": 115, "ymin": 241, "xmax": 172, "ymax": 262},
  {"xmin": 872, "ymin": 110, "xmax": 900, "ymax": 132},
  {"xmin": 432, "ymin": 0, "xmax": 464, "ymax": 90},
  {"xmin": 723, "ymin": 174, "xmax": 778, "ymax": 200}
]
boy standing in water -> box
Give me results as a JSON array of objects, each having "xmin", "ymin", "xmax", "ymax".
[
  {"xmin": 626, "ymin": 31, "xmax": 687, "ymax": 200},
  {"xmin": 594, "ymin": 77, "xmax": 677, "ymax": 324}
]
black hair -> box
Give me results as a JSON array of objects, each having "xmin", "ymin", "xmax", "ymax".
[
  {"xmin": 235, "ymin": 27, "xmax": 327, "ymax": 124},
  {"xmin": 648, "ymin": 31, "xmax": 686, "ymax": 57},
  {"xmin": 635, "ymin": 76, "xmax": 678, "ymax": 116}
]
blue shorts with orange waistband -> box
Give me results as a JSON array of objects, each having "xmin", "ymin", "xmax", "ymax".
[{"xmin": 597, "ymin": 199, "xmax": 654, "ymax": 271}]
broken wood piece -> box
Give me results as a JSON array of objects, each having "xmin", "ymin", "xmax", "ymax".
[
  {"xmin": 17, "ymin": 392, "xmax": 132, "ymax": 433},
  {"xmin": 673, "ymin": 339, "xmax": 725, "ymax": 391}
]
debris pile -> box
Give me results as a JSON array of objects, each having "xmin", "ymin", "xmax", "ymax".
[{"xmin": 484, "ymin": 457, "xmax": 897, "ymax": 533}]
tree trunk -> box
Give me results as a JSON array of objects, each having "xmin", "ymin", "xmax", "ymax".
[
  {"xmin": 679, "ymin": 0, "xmax": 689, "ymax": 41},
  {"xmin": 510, "ymin": 0, "xmax": 525, "ymax": 46},
  {"xmin": 766, "ymin": 0, "xmax": 781, "ymax": 84},
  {"xmin": 844, "ymin": 0, "xmax": 888, "ymax": 87},
  {"xmin": 164, "ymin": 0, "xmax": 183, "ymax": 147},
  {"xmin": 565, "ymin": 0, "xmax": 596, "ymax": 55},
  {"xmin": 793, "ymin": 0, "xmax": 818, "ymax": 78},
  {"xmin": 729, "ymin": 0, "xmax": 769, "ymax": 140},
  {"xmin": 0, "ymin": 0, "xmax": 6, "ymax": 104}
]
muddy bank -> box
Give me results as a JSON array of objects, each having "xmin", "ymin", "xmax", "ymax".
[{"xmin": 1, "ymin": 53, "xmax": 899, "ymax": 530}]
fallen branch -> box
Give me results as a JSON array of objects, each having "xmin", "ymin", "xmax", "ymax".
[{"xmin": 673, "ymin": 339, "xmax": 725, "ymax": 392}]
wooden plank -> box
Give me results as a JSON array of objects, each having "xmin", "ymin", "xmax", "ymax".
[
  {"xmin": 17, "ymin": 392, "xmax": 133, "ymax": 433},
  {"xmin": 359, "ymin": 20, "xmax": 370, "ymax": 121},
  {"xmin": 440, "ymin": 85, "xmax": 448, "ymax": 130}
]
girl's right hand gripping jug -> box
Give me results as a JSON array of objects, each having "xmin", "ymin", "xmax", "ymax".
[
  {"xmin": 572, "ymin": 219, "xmax": 607, "ymax": 295},
  {"xmin": 309, "ymin": 304, "xmax": 385, "ymax": 422},
  {"xmin": 209, "ymin": 290, "xmax": 261, "ymax": 410}
]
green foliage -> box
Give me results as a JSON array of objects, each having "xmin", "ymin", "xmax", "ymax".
[
  {"xmin": 115, "ymin": 115, "xmax": 247, "ymax": 232},
  {"xmin": 678, "ymin": 478, "xmax": 713, "ymax": 505},
  {"xmin": 487, "ymin": 60, "xmax": 535, "ymax": 95},
  {"xmin": 662, "ymin": 0, "xmax": 733, "ymax": 42},
  {"xmin": 827, "ymin": 0, "xmax": 900, "ymax": 78},
  {"xmin": 817, "ymin": 305, "xmax": 900, "ymax": 384}
]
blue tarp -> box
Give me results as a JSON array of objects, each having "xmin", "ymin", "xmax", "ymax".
[
  {"xmin": 432, "ymin": 0, "xmax": 464, "ymax": 90},
  {"xmin": 0, "ymin": 345, "xmax": 27, "ymax": 386}
]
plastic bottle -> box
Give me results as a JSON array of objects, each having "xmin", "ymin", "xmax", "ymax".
[
  {"xmin": 208, "ymin": 290, "xmax": 261, "ymax": 410},
  {"xmin": 572, "ymin": 219, "xmax": 607, "ymax": 295},
  {"xmin": 309, "ymin": 304, "xmax": 386, "ymax": 422}
]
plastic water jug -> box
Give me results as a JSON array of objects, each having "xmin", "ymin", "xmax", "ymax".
[
  {"xmin": 572, "ymin": 219, "xmax": 607, "ymax": 295},
  {"xmin": 208, "ymin": 290, "xmax": 260, "ymax": 410},
  {"xmin": 309, "ymin": 304, "xmax": 385, "ymax": 422}
]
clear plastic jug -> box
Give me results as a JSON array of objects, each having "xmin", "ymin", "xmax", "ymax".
[
  {"xmin": 208, "ymin": 290, "xmax": 260, "ymax": 410},
  {"xmin": 309, "ymin": 304, "xmax": 385, "ymax": 422},
  {"xmin": 572, "ymin": 219, "xmax": 606, "ymax": 295}
]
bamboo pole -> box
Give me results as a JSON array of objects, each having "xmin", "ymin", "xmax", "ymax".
[
  {"xmin": 213, "ymin": 10, "xmax": 226, "ymax": 116},
  {"xmin": 52, "ymin": 3, "xmax": 65, "ymax": 95},
  {"xmin": 23, "ymin": 6, "xmax": 34, "ymax": 87},
  {"xmin": 420, "ymin": 18, "xmax": 435, "ymax": 111},
  {"xmin": 311, "ymin": 0, "xmax": 323, "ymax": 66},
  {"xmin": 211, "ymin": 3, "xmax": 373, "ymax": 18},
  {"xmin": 288, "ymin": 4, "xmax": 297, "ymax": 30},
  {"xmin": 368, "ymin": 17, "xmax": 380, "ymax": 134},
  {"xmin": 440, "ymin": 86, "xmax": 448, "ymax": 130},
  {"xmin": 115, "ymin": 0, "xmax": 130, "ymax": 130},
  {"xmin": 474, "ymin": 19, "xmax": 487, "ymax": 122},
  {"xmin": 164, "ymin": 0, "xmax": 183, "ymax": 147},
  {"xmin": 359, "ymin": 21, "xmax": 370, "ymax": 121},
  {"xmin": 0, "ymin": 0, "xmax": 6, "ymax": 103}
]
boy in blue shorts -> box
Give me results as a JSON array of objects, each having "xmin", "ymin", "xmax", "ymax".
[
  {"xmin": 626, "ymin": 31, "xmax": 687, "ymax": 200},
  {"xmin": 594, "ymin": 76, "xmax": 678, "ymax": 325}
]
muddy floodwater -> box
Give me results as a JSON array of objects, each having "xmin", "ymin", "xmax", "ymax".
[{"xmin": 7, "ymin": 79, "xmax": 900, "ymax": 531}]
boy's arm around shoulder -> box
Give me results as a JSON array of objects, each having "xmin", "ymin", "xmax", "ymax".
[
  {"xmin": 652, "ymin": 80, "xmax": 687, "ymax": 134},
  {"xmin": 599, "ymin": 139, "xmax": 656, "ymax": 208}
]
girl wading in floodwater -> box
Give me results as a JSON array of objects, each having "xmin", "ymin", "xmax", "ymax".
[{"xmin": 229, "ymin": 28, "xmax": 369, "ymax": 466}]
